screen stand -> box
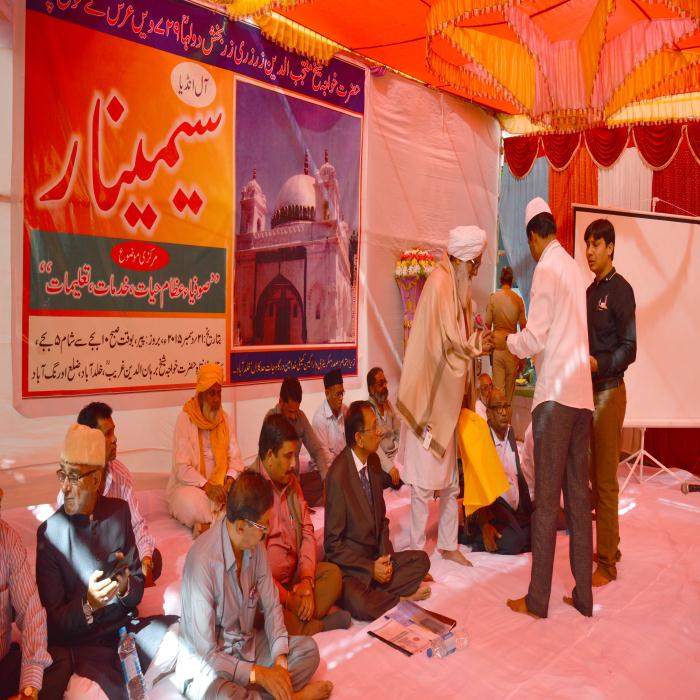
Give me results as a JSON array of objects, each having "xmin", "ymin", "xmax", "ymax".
[{"xmin": 620, "ymin": 427, "xmax": 682, "ymax": 493}]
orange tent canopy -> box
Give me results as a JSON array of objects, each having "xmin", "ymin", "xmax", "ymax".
[{"xmin": 219, "ymin": 0, "xmax": 700, "ymax": 132}]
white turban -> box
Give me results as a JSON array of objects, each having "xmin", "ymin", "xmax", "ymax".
[
  {"xmin": 525, "ymin": 197, "xmax": 552, "ymax": 228},
  {"xmin": 447, "ymin": 226, "xmax": 487, "ymax": 261},
  {"xmin": 60, "ymin": 423, "xmax": 105, "ymax": 467},
  {"xmin": 196, "ymin": 362, "xmax": 224, "ymax": 394}
]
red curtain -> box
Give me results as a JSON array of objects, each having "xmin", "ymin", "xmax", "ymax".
[
  {"xmin": 504, "ymin": 135, "xmax": 540, "ymax": 178},
  {"xmin": 652, "ymin": 139, "xmax": 700, "ymax": 217},
  {"xmin": 685, "ymin": 122, "xmax": 700, "ymax": 167},
  {"xmin": 584, "ymin": 126, "xmax": 629, "ymax": 168},
  {"xmin": 549, "ymin": 146, "xmax": 598, "ymax": 254},
  {"xmin": 542, "ymin": 133, "xmax": 581, "ymax": 171},
  {"xmin": 633, "ymin": 123, "xmax": 684, "ymax": 170},
  {"xmin": 645, "ymin": 429, "xmax": 700, "ymax": 475}
]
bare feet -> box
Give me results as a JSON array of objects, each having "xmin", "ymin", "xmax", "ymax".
[
  {"xmin": 439, "ymin": 549, "xmax": 473, "ymax": 567},
  {"xmin": 423, "ymin": 573, "xmax": 435, "ymax": 582},
  {"xmin": 294, "ymin": 681, "xmax": 333, "ymax": 700},
  {"xmin": 401, "ymin": 585, "xmax": 432, "ymax": 603},
  {"xmin": 192, "ymin": 521, "xmax": 211, "ymax": 540},
  {"xmin": 592, "ymin": 566, "xmax": 614, "ymax": 587},
  {"xmin": 506, "ymin": 596, "xmax": 541, "ymax": 619}
]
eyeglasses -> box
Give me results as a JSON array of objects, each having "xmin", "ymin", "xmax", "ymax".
[
  {"xmin": 245, "ymin": 518, "xmax": 269, "ymax": 534},
  {"xmin": 487, "ymin": 403, "xmax": 511, "ymax": 414},
  {"xmin": 56, "ymin": 467, "xmax": 99, "ymax": 485},
  {"xmin": 360, "ymin": 422, "xmax": 379, "ymax": 433}
]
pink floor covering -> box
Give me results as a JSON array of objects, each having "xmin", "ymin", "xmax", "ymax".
[{"xmin": 3, "ymin": 467, "xmax": 700, "ymax": 699}]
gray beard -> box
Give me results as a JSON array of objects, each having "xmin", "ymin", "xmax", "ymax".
[
  {"xmin": 202, "ymin": 404, "xmax": 220, "ymax": 422},
  {"xmin": 456, "ymin": 274, "xmax": 471, "ymax": 313}
]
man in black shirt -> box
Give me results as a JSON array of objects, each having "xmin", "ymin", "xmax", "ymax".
[{"xmin": 585, "ymin": 219, "xmax": 636, "ymax": 587}]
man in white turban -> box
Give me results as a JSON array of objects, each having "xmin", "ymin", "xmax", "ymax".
[
  {"xmin": 168, "ymin": 363, "xmax": 244, "ymax": 537},
  {"xmin": 397, "ymin": 226, "xmax": 493, "ymax": 566}
]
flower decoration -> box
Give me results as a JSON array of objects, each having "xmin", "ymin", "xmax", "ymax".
[{"xmin": 394, "ymin": 248, "xmax": 436, "ymax": 278}]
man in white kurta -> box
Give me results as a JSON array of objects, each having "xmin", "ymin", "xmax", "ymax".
[
  {"xmin": 168, "ymin": 363, "xmax": 244, "ymax": 535},
  {"xmin": 397, "ymin": 226, "xmax": 492, "ymax": 566},
  {"xmin": 495, "ymin": 198, "xmax": 594, "ymax": 618}
]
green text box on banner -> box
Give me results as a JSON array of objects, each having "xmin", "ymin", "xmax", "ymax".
[{"xmin": 30, "ymin": 230, "xmax": 226, "ymax": 314}]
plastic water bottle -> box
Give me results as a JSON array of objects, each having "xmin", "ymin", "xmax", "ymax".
[
  {"xmin": 118, "ymin": 626, "xmax": 146, "ymax": 700},
  {"xmin": 426, "ymin": 626, "xmax": 469, "ymax": 658}
]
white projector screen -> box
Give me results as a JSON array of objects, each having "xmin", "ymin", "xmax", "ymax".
[{"xmin": 573, "ymin": 205, "xmax": 700, "ymax": 427}]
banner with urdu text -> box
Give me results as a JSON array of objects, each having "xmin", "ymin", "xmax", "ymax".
[{"xmin": 21, "ymin": 0, "xmax": 364, "ymax": 396}]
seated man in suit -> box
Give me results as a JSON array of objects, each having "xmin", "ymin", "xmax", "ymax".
[
  {"xmin": 324, "ymin": 401, "xmax": 431, "ymax": 621},
  {"xmin": 459, "ymin": 388, "xmax": 533, "ymax": 554},
  {"xmin": 38, "ymin": 424, "xmax": 175, "ymax": 700},
  {"xmin": 55, "ymin": 402, "xmax": 162, "ymax": 586},
  {"xmin": 249, "ymin": 414, "xmax": 350, "ymax": 636}
]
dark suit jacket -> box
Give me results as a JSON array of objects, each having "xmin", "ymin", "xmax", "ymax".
[
  {"xmin": 324, "ymin": 447, "xmax": 393, "ymax": 588},
  {"xmin": 36, "ymin": 495, "xmax": 144, "ymax": 646}
]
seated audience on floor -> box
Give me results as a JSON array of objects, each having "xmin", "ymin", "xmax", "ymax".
[
  {"xmin": 54, "ymin": 402, "xmax": 162, "ymax": 586},
  {"xmin": 312, "ymin": 369, "xmax": 348, "ymax": 470},
  {"xmin": 0, "ymin": 487, "xmax": 51, "ymax": 700},
  {"xmin": 249, "ymin": 414, "xmax": 350, "ymax": 636},
  {"xmin": 475, "ymin": 374, "xmax": 493, "ymax": 421},
  {"xmin": 176, "ymin": 470, "xmax": 332, "ymax": 700},
  {"xmin": 168, "ymin": 363, "xmax": 244, "ymax": 538},
  {"xmin": 324, "ymin": 401, "xmax": 431, "ymax": 621},
  {"xmin": 266, "ymin": 377, "xmax": 329, "ymax": 506},
  {"xmin": 367, "ymin": 366, "xmax": 403, "ymax": 490},
  {"xmin": 38, "ymin": 424, "xmax": 175, "ymax": 700},
  {"xmin": 459, "ymin": 389, "xmax": 533, "ymax": 554}
]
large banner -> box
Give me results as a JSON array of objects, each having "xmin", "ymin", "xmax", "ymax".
[{"xmin": 21, "ymin": 0, "xmax": 364, "ymax": 396}]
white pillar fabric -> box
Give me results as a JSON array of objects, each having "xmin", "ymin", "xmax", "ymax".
[
  {"xmin": 597, "ymin": 147, "xmax": 653, "ymax": 212},
  {"xmin": 362, "ymin": 73, "xmax": 501, "ymax": 386}
]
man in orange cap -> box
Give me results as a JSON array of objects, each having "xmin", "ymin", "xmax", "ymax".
[{"xmin": 168, "ymin": 363, "xmax": 244, "ymax": 537}]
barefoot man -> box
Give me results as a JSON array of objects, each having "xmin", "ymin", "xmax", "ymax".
[
  {"xmin": 397, "ymin": 225, "xmax": 493, "ymax": 566},
  {"xmin": 493, "ymin": 198, "xmax": 594, "ymax": 618}
]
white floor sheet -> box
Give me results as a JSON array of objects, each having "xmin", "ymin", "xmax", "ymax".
[{"xmin": 3, "ymin": 468, "xmax": 699, "ymax": 699}]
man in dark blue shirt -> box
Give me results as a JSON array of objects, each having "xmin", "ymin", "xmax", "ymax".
[{"xmin": 585, "ymin": 219, "xmax": 637, "ymax": 587}]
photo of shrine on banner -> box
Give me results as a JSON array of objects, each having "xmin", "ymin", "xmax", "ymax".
[
  {"xmin": 231, "ymin": 78, "xmax": 364, "ymax": 383},
  {"xmin": 19, "ymin": 0, "xmax": 365, "ymax": 396}
]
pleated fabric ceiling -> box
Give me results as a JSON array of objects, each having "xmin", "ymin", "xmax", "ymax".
[{"xmin": 216, "ymin": 0, "xmax": 700, "ymax": 133}]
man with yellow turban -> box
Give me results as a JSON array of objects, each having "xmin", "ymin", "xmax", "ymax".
[
  {"xmin": 168, "ymin": 363, "xmax": 244, "ymax": 537},
  {"xmin": 397, "ymin": 225, "xmax": 493, "ymax": 567}
]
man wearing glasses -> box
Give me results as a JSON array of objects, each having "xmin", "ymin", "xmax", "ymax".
[
  {"xmin": 312, "ymin": 369, "xmax": 348, "ymax": 474},
  {"xmin": 324, "ymin": 401, "xmax": 431, "ymax": 621},
  {"xmin": 37, "ymin": 424, "xmax": 174, "ymax": 699},
  {"xmin": 459, "ymin": 388, "xmax": 533, "ymax": 555},
  {"xmin": 55, "ymin": 402, "xmax": 161, "ymax": 586},
  {"xmin": 177, "ymin": 471, "xmax": 332, "ymax": 700}
]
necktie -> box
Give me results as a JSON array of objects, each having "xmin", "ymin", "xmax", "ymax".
[{"xmin": 360, "ymin": 466, "xmax": 373, "ymax": 505}]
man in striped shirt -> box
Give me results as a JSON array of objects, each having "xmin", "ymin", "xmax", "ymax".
[
  {"xmin": 56, "ymin": 402, "xmax": 162, "ymax": 586},
  {"xmin": 0, "ymin": 487, "xmax": 52, "ymax": 700}
]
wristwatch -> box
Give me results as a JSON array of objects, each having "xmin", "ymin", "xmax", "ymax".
[
  {"xmin": 21, "ymin": 687, "xmax": 38, "ymax": 699},
  {"xmin": 82, "ymin": 597, "xmax": 94, "ymax": 625}
]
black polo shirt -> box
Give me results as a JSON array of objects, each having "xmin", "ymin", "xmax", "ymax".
[{"xmin": 586, "ymin": 267, "xmax": 637, "ymax": 385}]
